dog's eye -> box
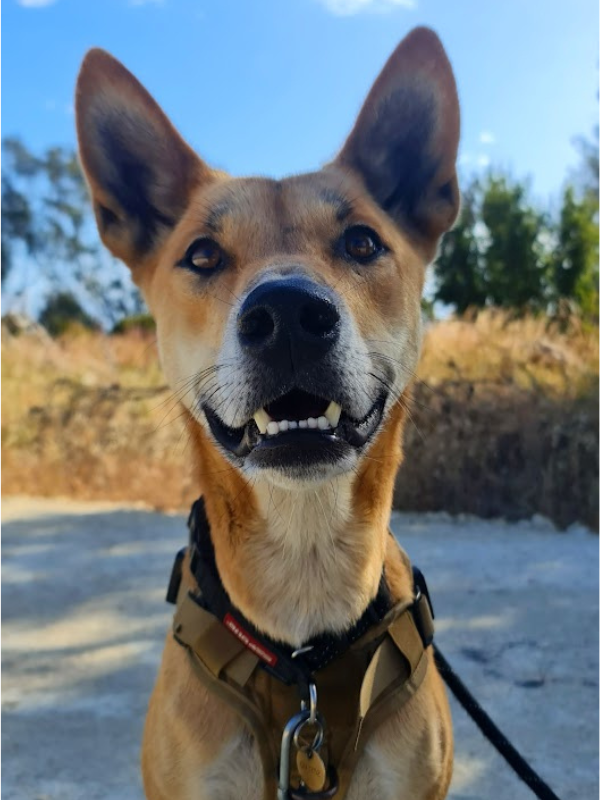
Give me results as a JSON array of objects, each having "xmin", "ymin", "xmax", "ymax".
[
  {"xmin": 184, "ymin": 238, "xmax": 224, "ymax": 272},
  {"xmin": 343, "ymin": 226, "xmax": 383, "ymax": 263}
]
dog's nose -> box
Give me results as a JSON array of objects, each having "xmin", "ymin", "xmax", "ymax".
[{"xmin": 237, "ymin": 277, "xmax": 340, "ymax": 371}]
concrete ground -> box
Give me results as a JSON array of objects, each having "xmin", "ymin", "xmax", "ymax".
[{"xmin": 2, "ymin": 497, "xmax": 598, "ymax": 800}]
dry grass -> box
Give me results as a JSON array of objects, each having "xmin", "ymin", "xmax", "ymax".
[
  {"xmin": 2, "ymin": 311, "xmax": 598, "ymax": 528},
  {"xmin": 418, "ymin": 310, "xmax": 598, "ymax": 399},
  {"xmin": 396, "ymin": 310, "xmax": 598, "ymax": 529},
  {"xmin": 1, "ymin": 327, "xmax": 196, "ymax": 511}
]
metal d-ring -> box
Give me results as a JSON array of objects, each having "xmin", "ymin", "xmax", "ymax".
[
  {"xmin": 293, "ymin": 716, "xmax": 324, "ymax": 754},
  {"xmin": 295, "ymin": 682, "xmax": 321, "ymax": 751}
]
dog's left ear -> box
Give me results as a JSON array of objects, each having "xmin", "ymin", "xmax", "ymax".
[{"xmin": 335, "ymin": 27, "xmax": 460, "ymax": 248}]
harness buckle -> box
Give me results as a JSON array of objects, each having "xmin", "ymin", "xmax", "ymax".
[
  {"xmin": 412, "ymin": 566, "xmax": 435, "ymax": 647},
  {"xmin": 412, "ymin": 566, "xmax": 435, "ymax": 618},
  {"xmin": 166, "ymin": 547, "xmax": 186, "ymax": 605}
]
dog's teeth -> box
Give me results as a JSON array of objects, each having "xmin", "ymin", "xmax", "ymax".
[
  {"xmin": 256, "ymin": 406, "xmax": 338, "ymax": 437},
  {"xmin": 324, "ymin": 401, "xmax": 342, "ymax": 428},
  {"xmin": 253, "ymin": 408, "xmax": 272, "ymax": 434}
]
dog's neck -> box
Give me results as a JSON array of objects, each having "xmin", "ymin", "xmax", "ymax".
[
  {"xmin": 242, "ymin": 476, "xmax": 385, "ymax": 645},
  {"xmin": 188, "ymin": 401, "xmax": 409, "ymax": 646}
]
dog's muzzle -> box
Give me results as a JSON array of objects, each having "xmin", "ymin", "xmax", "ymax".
[{"xmin": 202, "ymin": 276, "xmax": 389, "ymax": 477}]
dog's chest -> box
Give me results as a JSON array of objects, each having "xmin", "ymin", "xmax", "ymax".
[{"xmin": 194, "ymin": 729, "xmax": 408, "ymax": 800}]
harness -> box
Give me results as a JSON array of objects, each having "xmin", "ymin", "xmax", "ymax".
[{"xmin": 167, "ymin": 498, "xmax": 436, "ymax": 800}]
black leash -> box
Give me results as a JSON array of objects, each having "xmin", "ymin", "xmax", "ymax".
[{"xmin": 433, "ymin": 645, "xmax": 562, "ymax": 800}]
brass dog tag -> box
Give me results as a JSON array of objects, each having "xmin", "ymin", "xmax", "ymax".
[{"xmin": 296, "ymin": 749, "xmax": 326, "ymax": 791}]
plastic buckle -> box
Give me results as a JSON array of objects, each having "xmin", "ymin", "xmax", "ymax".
[
  {"xmin": 166, "ymin": 547, "xmax": 186, "ymax": 605},
  {"xmin": 412, "ymin": 566, "xmax": 435, "ymax": 648},
  {"xmin": 412, "ymin": 566, "xmax": 435, "ymax": 619}
]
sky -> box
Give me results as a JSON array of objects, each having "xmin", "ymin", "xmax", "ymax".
[{"xmin": 3, "ymin": 0, "xmax": 599, "ymax": 208}]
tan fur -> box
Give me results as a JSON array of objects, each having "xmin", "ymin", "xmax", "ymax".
[{"xmin": 76, "ymin": 26, "xmax": 459, "ymax": 800}]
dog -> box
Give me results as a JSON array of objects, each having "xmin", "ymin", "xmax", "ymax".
[{"xmin": 75, "ymin": 25, "xmax": 459, "ymax": 800}]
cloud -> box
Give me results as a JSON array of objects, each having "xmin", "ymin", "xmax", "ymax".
[
  {"xmin": 315, "ymin": 0, "xmax": 416, "ymax": 16},
  {"xmin": 477, "ymin": 155, "xmax": 491, "ymax": 168},
  {"xmin": 479, "ymin": 131, "xmax": 496, "ymax": 145},
  {"xmin": 17, "ymin": 0, "xmax": 57, "ymax": 6}
]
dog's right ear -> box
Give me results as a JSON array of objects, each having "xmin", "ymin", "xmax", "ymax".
[{"xmin": 76, "ymin": 49, "xmax": 210, "ymax": 268}]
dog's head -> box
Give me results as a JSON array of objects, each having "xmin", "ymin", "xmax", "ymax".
[{"xmin": 76, "ymin": 28, "xmax": 459, "ymax": 488}]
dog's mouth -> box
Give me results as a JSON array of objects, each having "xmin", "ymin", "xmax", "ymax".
[{"xmin": 203, "ymin": 388, "xmax": 386, "ymax": 473}]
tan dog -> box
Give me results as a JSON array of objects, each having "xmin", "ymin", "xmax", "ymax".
[{"xmin": 75, "ymin": 26, "xmax": 459, "ymax": 800}]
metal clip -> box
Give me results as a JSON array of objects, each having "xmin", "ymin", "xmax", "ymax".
[
  {"xmin": 278, "ymin": 708, "xmax": 312, "ymax": 800},
  {"xmin": 278, "ymin": 683, "xmax": 323, "ymax": 800}
]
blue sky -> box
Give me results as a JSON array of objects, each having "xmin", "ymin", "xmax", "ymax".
[{"xmin": 3, "ymin": 0, "xmax": 599, "ymax": 207}]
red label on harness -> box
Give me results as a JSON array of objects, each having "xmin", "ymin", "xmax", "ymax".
[{"xmin": 223, "ymin": 613, "xmax": 278, "ymax": 666}]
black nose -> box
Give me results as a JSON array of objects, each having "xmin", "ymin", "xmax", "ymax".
[{"xmin": 237, "ymin": 277, "xmax": 341, "ymax": 372}]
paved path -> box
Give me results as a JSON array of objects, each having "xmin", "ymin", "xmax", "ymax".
[{"xmin": 2, "ymin": 498, "xmax": 598, "ymax": 799}]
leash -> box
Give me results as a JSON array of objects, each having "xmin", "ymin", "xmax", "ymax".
[{"xmin": 433, "ymin": 645, "xmax": 562, "ymax": 800}]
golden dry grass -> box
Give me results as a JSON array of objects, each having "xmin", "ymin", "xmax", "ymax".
[
  {"xmin": 418, "ymin": 310, "xmax": 598, "ymax": 398},
  {"xmin": 397, "ymin": 311, "xmax": 598, "ymax": 529},
  {"xmin": 2, "ymin": 311, "xmax": 598, "ymax": 527},
  {"xmin": 1, "ymin": 327, "xmax": 195, "ymax": 510}
]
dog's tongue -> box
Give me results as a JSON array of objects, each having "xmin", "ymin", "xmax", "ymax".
[{"xmin": 265, "ymin": 389, "xmax": 329, "ymax": 422}]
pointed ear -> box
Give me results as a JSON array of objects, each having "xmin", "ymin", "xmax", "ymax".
[
  {"xmin": 75, "ymin": 49, "xmax": 210, "ymax": 267},
  {"xmin": 335, "ymin": 27, "xmax": 460, "ymax": 247}
]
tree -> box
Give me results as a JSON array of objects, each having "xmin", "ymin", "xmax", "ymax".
[
  {"xmin": 549, "ymin": 123, "xmax": 599, "ymax": 323},
  {"xmin": 1, "ymin": 175, "xmax": 35, "ymax": 282},
  {"xmin": 551, "ymin": 186, "xmax": 598, "ymax": 303},
  {"xmin": 1, "ymin": 137, "xmax": 145, "ymax": 327},
  {"xmin": 1, "ymin": 139, "xmax": 42, "ymax": 283},
  {"xmin": 39, "ymin": 292, "xmax": 99, "ymax": 336},
  {"xmin": 434, "ymin": 181, "xmax": 487, "ymax": 313},
  {"xmin": 481, "ymin": 175, "xmax": 549, "ymax": 310},
  {"xmin": 434, "ymin": 173, "xmax": 550, "ymax": 313}
]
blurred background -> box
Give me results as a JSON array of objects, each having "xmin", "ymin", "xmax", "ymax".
[{"xmin": 2, "ymin": 0, "xmax": 598, "ymax": 529}]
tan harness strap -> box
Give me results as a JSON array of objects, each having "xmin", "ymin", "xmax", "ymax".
[
  {"xmin": 226, "ymin": 647, "xmax": 261, "ymax": 687},
  {"xmin": 333, "ymin": 607, "xmax": 430, "ymax": 798},
  {"xmin": 388, "ymin": 607, "xmax": 426, "ymax": 673},
  {"xmin": 175, "ymin": 591, "xmax": 250, "ymax": 678},
  {"xmin": 358, "ymin": 636, "xmax": 409, "ymax": 721},
  {"xmin": 185, "ymin": 648, "xmax": 279, "ymax": 800}
]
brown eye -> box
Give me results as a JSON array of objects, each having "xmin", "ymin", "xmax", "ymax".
[
  {"xmin": 183, "ymin": 238, "xmax": 224, "ymax": 273},
  {"xmin": 343, "ymin": 225, "xmax": 383, "ymax": 263}
]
